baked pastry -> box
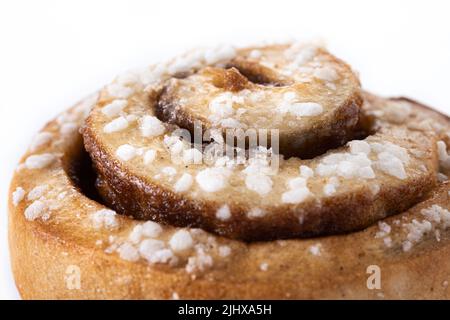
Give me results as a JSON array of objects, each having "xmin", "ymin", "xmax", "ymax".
[{"xmin": 8, "ymin": 43, "xmax": 450, "ymax": 299}]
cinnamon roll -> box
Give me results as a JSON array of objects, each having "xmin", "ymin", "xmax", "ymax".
[{"xmin": 8, "ymin": 43, "xmax": 450, "ymax": 299}]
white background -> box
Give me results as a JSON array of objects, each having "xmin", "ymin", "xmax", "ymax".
[{"xmin": 0, "ymin": 0, "xmax": 449, "ymax": 299}]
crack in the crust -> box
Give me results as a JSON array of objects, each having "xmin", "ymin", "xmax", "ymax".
[
  {"xmin": 67, "ymin": 144, "xmax": 105, "ymax": 203},
  {"xmin": 171, "ymin": 63, "xmax": 290, "ymax": 87},
  {"xmin": 224, "ymin": 63, "xmax": 290, "ymax": 87}
]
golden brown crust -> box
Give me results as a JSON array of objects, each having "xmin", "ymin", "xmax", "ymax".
[{"xmin": 9, "ymin": 187, "xmax": 450, "ymax": 300}]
